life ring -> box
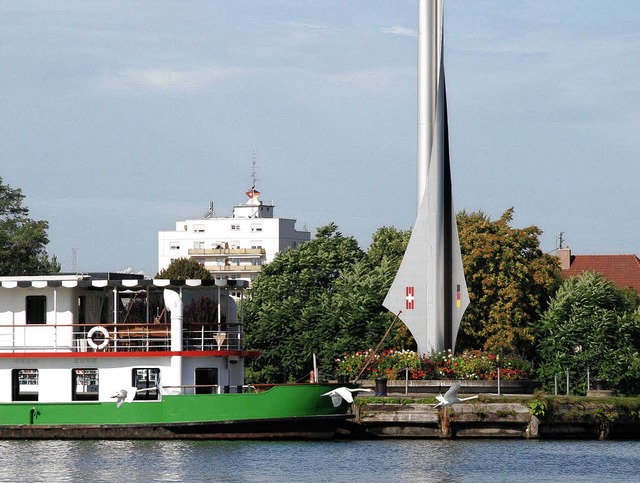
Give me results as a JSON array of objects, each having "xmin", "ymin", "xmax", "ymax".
[{"xmin": 87, "ymin": 326, "xmax": 110, "ymax": 350}]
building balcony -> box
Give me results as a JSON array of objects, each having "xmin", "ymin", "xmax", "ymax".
[
  {"xmin": 207, "ymin": 265, "xmax": 262, "ymax": 272},
  {"xmin": 189, "ymin": 248, "xmax": 266, "ymax": 256}
]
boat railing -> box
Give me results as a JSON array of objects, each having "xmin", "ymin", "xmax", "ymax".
[
  {"xmin": 162, "ymin": 384, "xmax": 257, "ymax": 395},
  {"xmin": 0, "ymin": 323, "xmax": 243, "ymax": 353},
  {"xmin": 183, "ymin": 324, "xmax": 242, "ymax": 351}
]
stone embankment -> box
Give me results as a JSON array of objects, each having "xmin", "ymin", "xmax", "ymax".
[{"xmin": 340, "ymin": 391, "xmax": 640, "ymax": 439}]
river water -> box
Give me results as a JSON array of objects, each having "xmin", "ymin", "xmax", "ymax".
[{"xmin": 1, "ymin": 439, "xmax": 638, "ymax": 482}]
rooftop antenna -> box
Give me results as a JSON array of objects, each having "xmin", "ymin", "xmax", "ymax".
[
  {"xmin": 202, "ymin": 201, "xmax": 215, "ymax": 219},
  {"xmin": 558, "ymin": 232, "xmax": 565, "ymax": 249},
  {"xmin": 250, "ymin": 148, "xmax": 259, "ymax": 192}
]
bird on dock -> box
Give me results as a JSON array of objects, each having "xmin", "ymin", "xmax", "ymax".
[
  {"xmin": 434, "ymin": 381, "xmax": 478, "ymax": 407},
  {"xmin": 321, "ymin": 387, "xmax": 372, "ymax": 407}
]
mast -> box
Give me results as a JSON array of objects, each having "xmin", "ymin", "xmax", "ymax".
[{"xmin": 417, "ymin": 0, "xmax": 441, "ymax": 210}]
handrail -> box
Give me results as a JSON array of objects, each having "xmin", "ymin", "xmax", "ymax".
[{"xmin": 0, "ymin": 322, "xmax": 243, "ymax": 353}]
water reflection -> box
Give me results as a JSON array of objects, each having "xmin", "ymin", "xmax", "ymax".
[{"xmin": 0, "ymin": 439, "xmax": 638, "ymax": 482}]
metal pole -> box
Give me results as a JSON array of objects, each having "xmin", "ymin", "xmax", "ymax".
[
  {"xmin": 554, "ymin": 375, "xmax": 558, "ymax": 395},
  {"xmin": 587, "ymin": 367, "xmax": 590, "ymax": 393},
  {"xmin": 566, "ymin": 368, "xmax": 569, "ymax": 395},
  {"xmin": 313, "ymin": 353, "xmax": 318, "ymax": 384},
  {"xmin": 405, "ymin": 367, "xmax": 409, "ymax": 394},
  {"xmin": 497, "ymin": 366, "xmax": 501, "ymax": 396}
]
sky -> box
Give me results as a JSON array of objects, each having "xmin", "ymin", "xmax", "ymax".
[{"xmin": 2, "ymin": 1, "xmax": 639, "ymax": 276}]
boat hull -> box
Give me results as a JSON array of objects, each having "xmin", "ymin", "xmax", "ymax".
[
  {"xmin": 0, "ymin": 415, "xmax": 349, "ymax": 440},
  {"xmin": 0, "ymin": 384, "xmax": 352, "ymax": 440}
]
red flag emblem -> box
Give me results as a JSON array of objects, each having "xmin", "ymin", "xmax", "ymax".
[{"xmin": 405, "ymin": 286, "xmax": 415, "ymax": 310}]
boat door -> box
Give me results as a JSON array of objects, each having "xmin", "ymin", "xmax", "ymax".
[{"xmin": 195, "ymin": 368, "xmax": 218, "ymax": 394}]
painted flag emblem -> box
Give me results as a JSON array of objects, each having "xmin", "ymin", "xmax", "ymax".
[
  {"xmin": 405, "ymin": 286, "xmax": 415, "ymax": 310},
  {"xmin": 456, "ymin": 284, "xmax": 461, "ymax": 308}
]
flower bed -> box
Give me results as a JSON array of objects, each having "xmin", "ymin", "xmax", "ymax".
[{"xmin": 335, "ymin": 349, "xmax": 532, "ymax": 381}]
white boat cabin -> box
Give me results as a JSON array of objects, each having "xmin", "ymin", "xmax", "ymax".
[{"xmin": 0, "ymin": 273, "xmax": 252, "ymax": 403}]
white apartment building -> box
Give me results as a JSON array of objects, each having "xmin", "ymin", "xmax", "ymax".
[{"xmin": 158, "ymin": 189, "xmax": 310, "ymax": 284}]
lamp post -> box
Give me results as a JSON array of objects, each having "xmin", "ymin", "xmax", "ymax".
[
  {"xmin": 496, "ymin": 354, "xmax": 501, "ymax": 396},
  {"xmin": 571, "ymin": 344, "xmax": 582, "ymax": 396}
]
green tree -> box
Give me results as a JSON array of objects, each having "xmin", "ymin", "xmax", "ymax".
[
  {"xmin": 0, "ymin": 177, "xmax": 60, "ymax": 275},
  {"xmin": 318, "ymin": 257, "xmax": 406, "ymax": 369},
  {"xmin": 364, "ymin": 225, "xmax": 414, "ymax": 349},
  {"xmin": 244, "ymin": 223, "xmax": 413, "ymax": 383},
  {"xmin": 156, "ymin": 257, "xmax": 212, "ymax": 279},
  {"xmin": 456, "ymin": 208, "xmax": 560, "ymax": 357},
  {"xmin": 244, "ymin": 223, "xmax": 365, "ymax": 382},
  {"xmin": 366, "ymin": 225, "xmax": 410, "ymax": 269},
  {"xmin": 535, "ymin": 272, "xmax": 640, "ymax": 395}
]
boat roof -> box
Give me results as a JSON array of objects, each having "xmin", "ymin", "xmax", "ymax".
[{"xmin": 0, "ymin": 273, "xmax": 248, "ymax": 290}]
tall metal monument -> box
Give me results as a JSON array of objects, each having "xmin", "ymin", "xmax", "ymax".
[{"xmin": 383, "ymin": 0, "xmax": 470, "ymax": 355}]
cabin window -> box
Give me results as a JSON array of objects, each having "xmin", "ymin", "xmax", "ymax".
[
  {"xmin": 195, "ymin": 367, "xmax": 218, "ymax": 394},
  {"xmin": 12, "ymin": 369, "xmax": 39, "ymax": 401},
  {"xmin": 72, "ymin": 368, "xmax": 99, "ymax": 401},
  {"xmin": 77, "ymin": 296, "xmax": 86, "ymax": 325},
  {"xmin": 132, "ymin": 368, "xmax": 160, "ymax": 401},
  {"xmin": 26, "ymin": 296, "xmax": 47, "ymax": 324}
]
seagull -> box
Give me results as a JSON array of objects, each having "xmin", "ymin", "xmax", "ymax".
[
  {"xmin": 434, "ymin": 381, "xmax": 479, "ymax": 407},
  {"xmin": 111, "ymin": 389, "xmax": 130, "ymax": 409},
  {"xmin": 111, "ymin": 387, "xmax": 147, "ymax": 408},
  {"xmin": 321, "ymin": 387, "xmax": 373, "ymax": 407}
]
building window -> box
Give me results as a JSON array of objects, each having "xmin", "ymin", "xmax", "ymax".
[
  {"xmin": 195, "ymin": 368, "xmax": 218, "ymax": 394},
  {"xmin": 12, "ymin": 369, "xmax": 39, "ymax": 401},
  {"xmin": 169, "ymin": 241, "xmax": 181, "ymax": 250},
  {"xmin": 72, "ymin": 368, "xmax": 99, "ymax": 401},
  {"xmin": 250, "ymin": 224, "xmax": 263, "ymax": 232},
  {"xmin": 26, "ymin": 296, "xmax": 46, "ymax": 324},
  {"xmin": 231, "ymin": 224, "xmax": 240, "ymax": 231},
  {"xmin": 250, "ymin": 241, "xmax": 263, "ymax": 249},
  {"xmin": 132, "ymin": 368, "xmax": 160, "ymax": 401},
  {"xmin": 194, "ymin": 241, "xmax": 205, "ymax": 249},
  {"xmin": 193, "ymin": 224, "xmax": 205, "ymax": 233}
]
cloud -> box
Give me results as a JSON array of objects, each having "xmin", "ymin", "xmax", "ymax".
[
  {"xmin": 381, "ymin": 25, "xmax": 417, "ymax": 38},
  {"xmin": 102, "ymin": 64, "xmax": 247, "ymax": 94}
]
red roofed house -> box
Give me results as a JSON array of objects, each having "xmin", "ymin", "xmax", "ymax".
[{"xmin": 558, "ymin": 247, "xmax": 640, "ymax": 294}]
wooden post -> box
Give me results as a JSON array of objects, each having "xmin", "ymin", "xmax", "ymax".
[{"xmin": 439, "ymin": 406, "xmax": 452, "ymax": 438}]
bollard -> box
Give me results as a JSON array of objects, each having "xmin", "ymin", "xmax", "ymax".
[{"xmin": 375, "ymin": 377, "xmax": 387, "ymax": 396}]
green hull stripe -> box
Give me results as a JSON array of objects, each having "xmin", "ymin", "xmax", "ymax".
[{"xmin": 0, "ymin": 385, "xmax": 348, "ymax": 426}]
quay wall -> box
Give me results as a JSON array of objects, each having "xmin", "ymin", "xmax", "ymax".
[{"xmin": 343, "ymin": 397, "xmax": 640, "ymax": 439}]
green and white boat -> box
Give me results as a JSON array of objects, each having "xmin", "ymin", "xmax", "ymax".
[{"xmin": 0, "ymin": 274, "xmax": 352, "ymax": 439}]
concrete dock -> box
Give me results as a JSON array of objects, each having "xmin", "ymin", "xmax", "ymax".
[{"xmin": 341, "ymin": 395, "xmax": 640, "ymax": 439}]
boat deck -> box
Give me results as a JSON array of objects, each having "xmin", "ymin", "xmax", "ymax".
[{"xmin": 0, "ymin": 323, "xmax": 243, "ymax": 353}]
